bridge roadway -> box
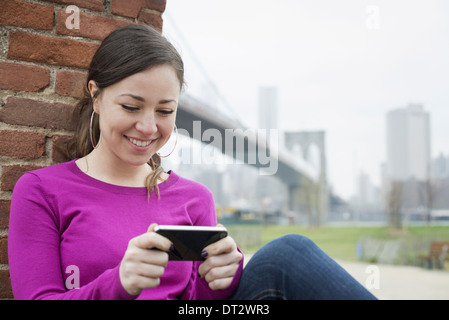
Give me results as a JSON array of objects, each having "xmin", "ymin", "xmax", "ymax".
[{"xmin": 175, "ymin": 93, "xmax": 319, "ymax": 187}]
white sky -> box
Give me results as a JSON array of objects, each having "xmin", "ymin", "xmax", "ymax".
[{"xmin": 163, "ymin": 0, "xmax": 449, "ymax": 200}]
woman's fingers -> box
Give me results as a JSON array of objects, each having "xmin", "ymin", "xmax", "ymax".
[
  {"xmin": 198, "ymin": 229, "xmax": 242, "ymax": 290},
  {"xmin": 203, "ymin": 263, "xmax": 239, "ymax": 282},
  {"xmin": 207, "ymin": 276, "xmax": 234, "ymax": 291},
  {"xmin": 130, "ymin": 225, "xmax": 173, "ymax": 253},
  {"xmin": 203, "ymin": 234, "xmax": 236, "ymax": 257},
  {"xmin": 198, "ymin": 249, "xmax": 242, "ymax": 278},
  {"xmin": 125, "ymin": 246, "xmax": 169, "ymax": 267},
  {"xmin": 119, "ymin": 224, "xmax": 173, "ymax": 295}
]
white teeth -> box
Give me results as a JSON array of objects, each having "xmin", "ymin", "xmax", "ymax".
[{"xmin": 128, "ymin": 137, "xmax": 151, "ymax": 147}]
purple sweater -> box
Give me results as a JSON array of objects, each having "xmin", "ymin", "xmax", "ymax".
[{"xmin": 8, "ymin": 160, "xmax": 243, "ymax": 300}]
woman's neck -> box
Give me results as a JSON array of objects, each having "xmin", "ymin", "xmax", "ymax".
[{"xmin": 76, "ymin": 149, "xmax": 152, "ymax": 187}]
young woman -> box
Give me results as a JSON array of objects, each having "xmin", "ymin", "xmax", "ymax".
[{"xmin": 8, "ymin": 24, "xmax": 376, "ymax": 300}]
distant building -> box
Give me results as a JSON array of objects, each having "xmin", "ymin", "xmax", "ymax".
[
  {"xmin": 256, "ymin": 86, "xmax": 283, "ymax": 217},
  {"xmin": 386, "ymin": 104, "xmax": 430, "ymax": 182},
  {"xmin": 258, "ymin": 86, "xmax": 278, "ymax": 131},
  {"xmin": 357, "ymin": 171, "xmax": 380, "ymax": 206},
  {"xmin": 284, "ymin": 131, "xmax": 327, "ymax": 181},
  {"xmin": 432, "ymin": 153, "xmax": 449, "ymax": 180},
  {"xmin": 385, "ymin": 104, "xmax": 432, "ymax": 222}
]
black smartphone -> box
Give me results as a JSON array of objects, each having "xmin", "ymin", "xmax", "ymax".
[{"xmin": 154, "ymin": 225, "xmax": 228, "ymax": 261}]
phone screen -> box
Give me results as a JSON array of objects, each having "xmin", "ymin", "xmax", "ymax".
[{"xmin": 155, "ymin": 226, "xmax": 228, "ymax": 261}]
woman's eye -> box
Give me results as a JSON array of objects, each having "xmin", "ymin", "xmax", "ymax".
[
  {"xmin": 158, "ymin": 109, "xmax": 174, "ymax": 115},
  {"xmin": 121, "ymin": 104, "xmax": 139, "ymax": 111}
]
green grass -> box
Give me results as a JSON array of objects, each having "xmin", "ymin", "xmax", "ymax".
[
  {"xmin": 227, "ymin": 224, "xmax": 449, "ymax": 263},
  {"xmin": 261, "ymin": 225, "xmax": 389, "ymax": 261}
]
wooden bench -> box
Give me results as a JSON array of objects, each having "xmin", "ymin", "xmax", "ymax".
[{"xmin": 417, "ymin": 241, "xmax": 449, "ymax": 269}]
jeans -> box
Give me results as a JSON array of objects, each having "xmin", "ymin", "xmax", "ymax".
[{"xmin": 230, "ymin": 234, "xmax": 377, "ymax": 300}]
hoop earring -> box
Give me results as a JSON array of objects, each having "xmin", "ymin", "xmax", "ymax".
[
  {"xmin": 158, "ymin": 124, "xmax": 178, "ymax": 158},
  {"xmin": 89, "ymin": 111, "xmax": 99, "ymax": 149}
]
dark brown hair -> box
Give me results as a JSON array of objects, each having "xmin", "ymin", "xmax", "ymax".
[{"xmin": 67, "ymin": 24, "xmax": 184, "ymax": 197}]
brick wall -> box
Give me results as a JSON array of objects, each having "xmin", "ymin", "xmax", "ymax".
[{"xmin": 0, "ymin": 0, "xmax": 167, "ymax": 299}]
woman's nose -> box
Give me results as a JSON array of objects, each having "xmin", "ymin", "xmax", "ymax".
[{"xmin": 136, "ymin": 112, "xmax": 157, "ymax": 136}]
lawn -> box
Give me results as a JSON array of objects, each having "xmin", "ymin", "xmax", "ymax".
[{"xmin": 227, "ymin": 224, "xmax": 449, "ymax": 264}]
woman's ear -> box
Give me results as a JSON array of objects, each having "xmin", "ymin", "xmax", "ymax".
[
  {"xmin": 88, "ymin": 80, "xmax": 100, "ymax": 113},
  {"xmin": 88, "ymin": 80, "xmax": 98, "ymax": 98}
]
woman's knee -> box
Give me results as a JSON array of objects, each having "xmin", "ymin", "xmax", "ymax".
[
  {"xmin": 242, "ymin": 234, "xmax": 319, "ymax": 289},
  {"xmin": 251, "ymin": 233, "xmax": 317, "ymax": 263},
  {"xmin": 266, "ymin": 233, "xmax": 316, "ymax": 253}
]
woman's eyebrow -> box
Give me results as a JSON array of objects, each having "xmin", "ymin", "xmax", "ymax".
[
  {"xmin": 118, "ymin": 94, "xmax": 177, "ymax": 105},
  {"xmin": 118, "ymin": 93, "xmax": 145, "ymax": 102},
  {"xmin": 159, "ymin": 99, "xmax": 178, "ymax": 105}
]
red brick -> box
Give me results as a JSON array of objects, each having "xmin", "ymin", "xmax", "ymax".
[
  {"xmin": 7, "ymin": 31, "xmax": 99, "ymax": 70},
  {"xmin": 55, "ymin": 69, "xmax": 87, "ymax": 98},
  {"xmin": 0, "ymin": 97, "xmax": 76, "ymax": 131},
  {"xmin": 112, "ymin": 0, "xmax": 166, "ymax": 18},
  {"xmin": 56, "ymin": 9, "xmax": 131, "ymax": 41},
  {"xmin": 0, "ymin": 130, "xmax": 46, "ymax": 160},
  {"xmin": 112, "ymin": 0, "xmax": 145, "ymax": 18},
  {"xmin": 144, "ymin": 0, "xmax": 166, "ymax": 13},
  {"xmin": 0, "ymin": 269, "xmax": 13, "ymax": 299},
  {"xmin": 0, "ymin": 62, "xmax": 50, "ymax": 92},
  {"xmin": 52, "ymin": 135, "xmax": 73, "ymax": 163},
  {"xmin": 0, "ymin": 237, "xmax": 7, "ymax": 265},
  {"xmin": 1, "ymin": 165, "xmax": 43, "ymax": 192},
  {"xmin": 41, "ymin": 0, "xmax": 103, "ymax": 12},
  {"xmin": 0, "ymin": 200, "xmax": 11, "ymax": 229},
  {"xmin": 137, "ymin": 10, "xmax": 163, "ymax": 32},
  {"xmin": 0, "ymin": 0, "xmax": 54, "ymax": 30}
]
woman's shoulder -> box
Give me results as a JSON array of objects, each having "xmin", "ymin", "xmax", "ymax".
[
  {"xmin": 14, "ymin": 160, "xmax": 76, "ymax": 189},
  {"xmin": 22, "ymin": 160, "xmax": 75, "ymax": 179}
]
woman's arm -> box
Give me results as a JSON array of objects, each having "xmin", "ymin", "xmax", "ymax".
[{"xmin": 8, "ymin": 173, "xmax": 134, "ymax": 300}]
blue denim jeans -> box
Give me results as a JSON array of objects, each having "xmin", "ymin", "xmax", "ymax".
[{"xmin": 230, "ymin": 234, "xmax": 377, "ymax": 300}]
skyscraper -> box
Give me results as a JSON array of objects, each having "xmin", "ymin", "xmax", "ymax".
[
  {"xmin": 258, "ymin": 86, "xmax": 278, "ymax": 131},
  {"xmin": 256, "ymin": 86, "xmax": 280, "ymax": 217},
  {"xmin": 432, "ymin": 153, "xmax": 449, "ymax": 179},
  {"xmin": 386, "ymin": 104, "xmax": 430, "ymax": 182}
]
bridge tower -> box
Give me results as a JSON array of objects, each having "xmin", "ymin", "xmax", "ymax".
[{"xmin": 284, "ymin": 131, "xmax": 329, "ymax": 226}]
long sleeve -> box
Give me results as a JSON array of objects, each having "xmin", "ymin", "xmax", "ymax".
[{"xmin": 8, "ymin": 173, "xmax": 134, "ymax": 300}]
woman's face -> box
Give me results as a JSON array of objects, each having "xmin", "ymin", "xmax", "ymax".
[{"xmin": 90, "ymin": 65, "xmax": 180, "ymax": 167}]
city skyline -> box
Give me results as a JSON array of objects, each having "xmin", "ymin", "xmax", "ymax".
[{"xmin": 163, "ymin": 1, "xmax": 449, "ymax": 200}]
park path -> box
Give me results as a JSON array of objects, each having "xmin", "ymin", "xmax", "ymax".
[{"xmin": 337, "ymin": 260, "xmax": 449, "ymax": 300}]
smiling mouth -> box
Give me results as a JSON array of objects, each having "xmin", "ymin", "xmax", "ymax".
[{"xmin": 125, "ymin": 136, "xmax": 153, "ymax": 147}]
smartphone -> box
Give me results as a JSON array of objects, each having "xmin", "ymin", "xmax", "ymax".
[{"xmin": 154, "ymin": 225, "xmax": 228, "ymax": 261}]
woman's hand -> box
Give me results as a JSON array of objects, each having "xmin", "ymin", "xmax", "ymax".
[
  {"xmin": 119, "ymin": 223, "xmax": 173, "ymax": 296},
  {"xmin": 198, "ymin": 224, "xmax": 243, "ymax": 290}
]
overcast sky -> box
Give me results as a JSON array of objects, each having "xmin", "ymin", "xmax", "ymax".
[{"xmin": 163, "ymin": 0, "xmax": 449, "ymax": 200}]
